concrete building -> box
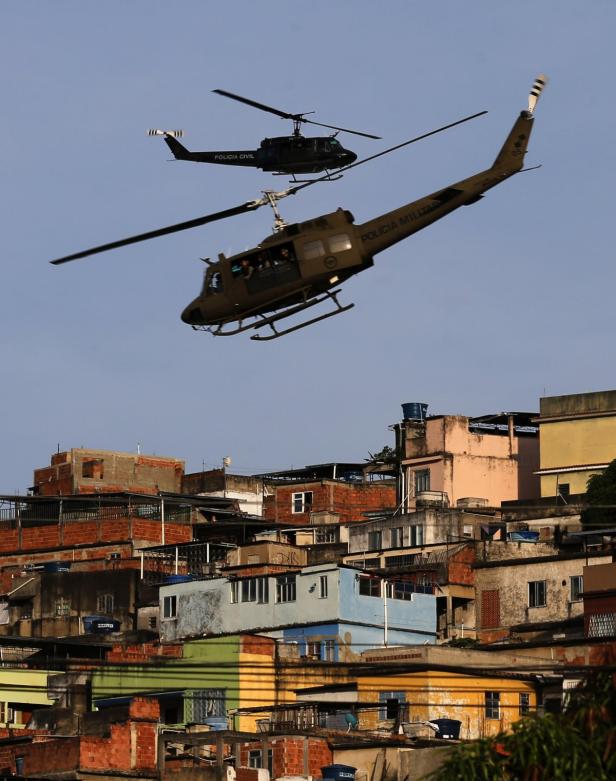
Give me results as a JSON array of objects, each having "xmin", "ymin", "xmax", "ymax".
[
  {"xmin": 0, "ymin": 568, "xmax": 138, "ymax": 638},
  {"xmin": 474, "ymin": 540, "xmax": 612, "ymax": 644},
  {"xmin": 159, "ymin": 564, "xmax": 437, "ymax": 654},
  {"xmin": 389, "ymin": 407, "xmax": 539, "ymax": 511},
  {"xmin": 535, "ymin": 389, "xmax": 616, "ymax": 498},
  {"xmin": 183, "ymin": 468, "xmax": 265, "ymax": 516},
  {"xmin": 32, "ymin": 448, "xmax": 184, "ymax": 496}
]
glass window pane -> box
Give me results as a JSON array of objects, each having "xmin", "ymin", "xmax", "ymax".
[
  {"xmin": 303, "ymin": 240, "xmax": 325, "ymax": 259},
  {"xmin": 328, "ymin": 234, "xmax": 352, "ymax": 253}
]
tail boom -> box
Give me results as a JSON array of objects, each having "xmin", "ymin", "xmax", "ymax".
[{"xmin": 356, "ymin": 110, "xmax": 535, "ymax": 258}]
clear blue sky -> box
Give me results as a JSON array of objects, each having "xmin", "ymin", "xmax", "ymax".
[{"xmin": 2, "ymin": 1, "xmax": 615, "ymax": 492}]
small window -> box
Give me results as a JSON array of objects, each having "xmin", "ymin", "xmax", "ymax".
[
  {"xmin": 315, "ymin": 527, "xmax": 337, "ymax": 544},
  {"xmin": 162, "ymin": 595, "xmax": 177, "ymax": 619},
  {"xmin": 306, "ymin": 641, "xmax": 321, "ymax": 659},
  {"xmin": 485, "ymin": 691, "xmax": 500, "ymax": 719},
  {"xmin": 248, "ymin": 749, "xmax": 273, "ymax": 773},
  {"xmin": 148, "ymin": 616, "xmax": 157, "ymax": 629},
  {"xmin": 82, "ymin": 458, "xmax": 104, "ymax": 479},
  {"xmin": 328, "ymin": 233, "xmax": 352, "ymax": 253},
  {"xmin": 519, "ymin": 692, "xmax": 530, "ymax": 715},
  {"xmin": 241, "ymin": 579, "xmax": 257, "ymax": 603},
  {"xmin": 359, "ymin": 576, "xmax": 381, "ymax": 598},
  {"xmin": 528, "ymin": 580, "xmax": 547, "ymax": 608},
  {"xmin": 319, "ymin": 575, "xmax": 328, "ymax": 599},
  {"xmin": 303, "ymin": 240, "xmax": 325, "ymax": 260},
  {"xmin": 96, "ymin": 593, "xmax": 114, "ymax": 613},
  {"xmin": 55, "ymin": 598, "xmax": 70, "ymax": 616},
  {"xmin": 257, "ymin": 577, "xmax": 269, "ymax": 604},
  {"xmin": 368, "ymin": 530, "xmax": 382, "ymax": 550},
  {"xmin": 292, "ymin": 491, "xmax": 313, "ymax": 514},
  {"xmin": 570, "ymin": 575, "xmax": 583, "ymax": 602},
  {"xmin": 323, "ymin": 639, "xmax": 336, "ymax": 661},
  {"xmin": 276, "ymin": 575, "xmax": 296, "ymax": 603},
  {"xmin": 463, "ymin": 524, "xmax": 474, "ymax": 538},
  {"xmin": 390, "ymin": 527, "xmax": 403, "ymax": 548},
  {"xmin": 230, "ymin": 581, "xmax": 239, "ymax": 604},
  {"xmin": 414, "ymin": 469, "xmax": 430, "ymax": 493},
  {"xmin": 557, "ymin": 483, "xmax": 570, "ymax": 501},
  {"xmin": 410, "ymin": 525, "xmax": 424, "ymax": 546}
]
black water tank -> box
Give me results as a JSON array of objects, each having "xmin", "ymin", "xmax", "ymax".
[
  {"xmin": 401, "ymin": 402, "xmax": 428, "ymax": 421},
  {"xmin": 322, "ymin": 765, "xmax": 356, "ymax": 781}
]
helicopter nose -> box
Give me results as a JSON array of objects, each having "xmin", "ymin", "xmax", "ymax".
[
  {"xmin": 342, "ymin": 151, "xmax": 357, "ymax": 165},
  {"xmin": 181, "ymin": 299, "xmax": 203, "ymax": 325}
]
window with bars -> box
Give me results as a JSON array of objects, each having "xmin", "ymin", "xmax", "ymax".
[
  {"xmin": 485, "ymin": 691, "xmax": 500, "ymax": 719},
  {"xmin": 187, "ymin": 688, "xmax": 226, "ymax": 723},
  {"xmin": 55, "ymin": 598, "xmax": 70, "ymax": 616},
  {"xmin": 96, "ymin": 593, "xmax": 114, "ymax": 613},
  {"xmin": 519, "ymin": 692, "xmax": 530, "ymax": 715},
  {"xmin": 319, "ymin": 575, "xmax": 328, "ymax": 599},
  {"xmin": 378, "ymin": 691, "xmax": 406, "ymax": 721},
  {"xmin": 323, "ymin": 639, "xmax": 336, "ymax": 661},
  {"xmin": 587, "ymin": 612, "xmax": 616, "ymax": 638}
]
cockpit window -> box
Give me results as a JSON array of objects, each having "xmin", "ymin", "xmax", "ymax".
[{"xmin": 206, "ymin": 271, "xmax": 223, "ymax": 295}]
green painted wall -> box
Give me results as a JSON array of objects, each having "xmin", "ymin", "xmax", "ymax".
[{"xmin": 91, "ymin": 636, "xmax": 241, "ymax": 723}]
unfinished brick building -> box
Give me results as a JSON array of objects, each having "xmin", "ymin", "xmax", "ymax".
[
  {"xmin": 33, "ymin": 448, "xmax": 185, "ymax": 496},
  {"xmin": 0, "ymin": 697, "xmax": 159, "ymax": 779}
]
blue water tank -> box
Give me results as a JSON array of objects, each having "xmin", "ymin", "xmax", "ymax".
[
  {"xmin": 203, "ymin": 717, "xmax": 227, "ymax": 731},
  {"xmin": 432, "ymin": 718, "xmax": 461, "ymax": 739},
  {"xmin": 164, "ymin": 574, "xmax": 192, "ymax": 584},
  {"xmin": 322, "ymin": 766, "xmax": 356, "ymax": 781},
  {"xmin": 401, "ymin": 402, "xmax": 428, "ymax": 421}
]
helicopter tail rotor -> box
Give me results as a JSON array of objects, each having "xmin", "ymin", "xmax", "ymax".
[
  {"xmin": 528, "ymin": 75, "xmax": 548, "ymax": 115},
  {"xmin": 147, "ymin": 129, "xmax": 184, "ymax": 138}
]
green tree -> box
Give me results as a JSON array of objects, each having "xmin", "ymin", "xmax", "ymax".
[
  {"xmin": 581, "ymin": 458, "xmax": 616, "ymax": 529},
  {"xmin": 430, "ymin": 674, "xmax": 616, "ymax": 781}
]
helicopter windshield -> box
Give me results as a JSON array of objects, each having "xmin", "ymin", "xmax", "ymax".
[{"xmin": 204, "ymin": 270, "xmax": 223, "ymax": 295}]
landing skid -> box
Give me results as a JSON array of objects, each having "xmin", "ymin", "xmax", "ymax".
[
  {"xmin": 251, "ymin": 290, "xmax": 354, "ymax": 341},
  {"xmin": 198, "ymin": 290, "xmax": 354, "ymax": 341}
]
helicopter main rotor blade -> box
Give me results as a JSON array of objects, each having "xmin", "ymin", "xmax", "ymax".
[
  {"xmin": 213, "ymin": 89, "xmax": 298, "ymax": 121},
  {"xmin": 301, "ymin": 118, "xmax": 380, "ymax": 140},
  {"xmin": 50, "ymin": 201, "xmax": 261, "ymax": 265},
  {"xmin": 213, "ymin": 88, "xmax": 380, "ymax": 139},
  {"xmin": 288, "ymin": 110, "xmax": 489, "ymax": 195}
]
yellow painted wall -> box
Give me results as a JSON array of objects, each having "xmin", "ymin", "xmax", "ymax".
[
  {"xmin": 356, "ymin": 670, "xmax": 536, "ymax": 740},
  {"xmin": 0, "ymin": 668, "xmax": 55, "ymax": 727},
  {"xmin": 237, "ymin": 647, "xmax": 277, "ymax": 732},
  {"xmin": 540, "ymin": 416, "xmax": 616, "ymax": 496}
]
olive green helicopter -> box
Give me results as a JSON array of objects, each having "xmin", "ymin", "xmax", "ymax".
[{"xmin": 51, "ymin": 76, "xmax": 547, "ymax": 341}]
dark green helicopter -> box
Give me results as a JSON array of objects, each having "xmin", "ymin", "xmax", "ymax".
[{"xmin": 52, "ymin": 76, "xmax": 547, "ymax": 341}]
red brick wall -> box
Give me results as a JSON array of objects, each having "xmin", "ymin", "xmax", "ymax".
[
  {"xmin": 263, "ymin": 481, "xmax": 396, "ymax": 524},
  {"xmin": 239, "ymin": 737, "xmax": 332, "ymax": 778},
  {"xmin": 448, "ymin": 545, "xmax": 476, "ymax": 585},
  {"xmin": 0, "ymin": 518, "xmax": 190, "ymax": 558},
  {"xmin": 106, "ymin": 642, "xmax": 183, "ymax": 663},
  {"xmin": 24, "ymin": 737, "xmax": 80, "ymax": 775}
]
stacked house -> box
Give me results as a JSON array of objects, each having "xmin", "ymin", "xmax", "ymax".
[{"xmin": 0, "ymin": 389, "xmax": 614, "ymax": 781}]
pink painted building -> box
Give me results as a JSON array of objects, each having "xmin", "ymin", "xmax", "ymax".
[{"xmin": 395, "ymin": 409, "xmax": 539, "ymax": 510}]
